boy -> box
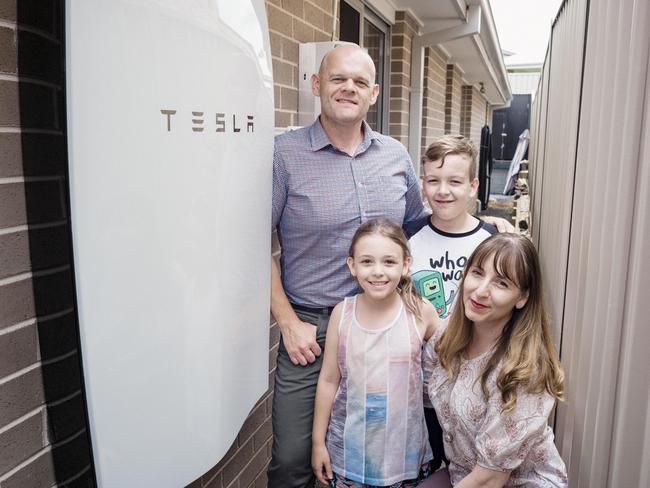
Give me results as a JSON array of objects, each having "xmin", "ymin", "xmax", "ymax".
[
  {"xmin": 410, "ymin": 134, "xmax": 497, "ymax": 321},
  {"xmin": 409, "ymin": 134, "xmax": 497, "ymax": 469}
]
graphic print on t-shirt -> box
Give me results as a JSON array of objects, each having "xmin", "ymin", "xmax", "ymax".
[
  {"xmin": 412, "ymin": 270, "xmax": 447, "ymax": 317},
  {"xmin": 409, "ymin": 221, "xmax": 497, "ymax": 319},
  {"xmin": 413, "ymin": 251, "xmax": 467, "ymax": 318}
]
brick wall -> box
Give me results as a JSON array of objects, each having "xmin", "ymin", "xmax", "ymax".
[
  {"xmin": 266, "ymin": 0, "xmax": 336, "ymax": 129},
  {"xmin": 0, "ymin": 0, "xmax": 95, "ymax": 486},
  {"xmin": 469, "ymin": 86, "xmax": 488, "ymax": 147},
  {"xmin": 460, "ymin": 85, "xmax": 490, "ymax": 148},
  {"xmin": 420, "ymin": 47, "xmax": 447, "ymax": 154},
  {"xmin": 444, "ymin": 64, "xmax": 463, "ymax": 134},
  {"xmin": 388, "ymin": 11, "xmax": 418, "ymax": 146},
  {"xmin": 460, "ymin": 85, "xmax": 472, "ymax": 139}
]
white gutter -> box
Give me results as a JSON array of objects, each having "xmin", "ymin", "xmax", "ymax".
[
  {"xmin": 477, "ymin": 0, "xmax": 511, "ymax": 108},
  {"xmin": 408, "ymin": 4, "xmax": 482, "ymax": 166}
]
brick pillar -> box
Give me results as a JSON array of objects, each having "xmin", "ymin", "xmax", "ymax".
[
  {"xmin": 389, "ymin": 11, "xmax": 419, "ymax": 146},
  {"xmin": 420, "ymin": 46, "xmax": 447, "ymax": 154},
  {"xmin": 469, "ymin": 86, "xmax": 489, "ymax": 146},
  {"xmin": 0, "ymin": 1, "xmax": 95, "ymax": 486},
  {"xmin": 460, "ymin": 85, "xmax": 472, "ymax": 138},
  {"xmin": 444, "ymin": 64, "xmax": 463, "ymax": 134}
]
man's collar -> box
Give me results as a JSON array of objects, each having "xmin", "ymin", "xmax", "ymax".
[{"xmin": 309, "ymin": 118, "xmax": 382, "ymax": 152}]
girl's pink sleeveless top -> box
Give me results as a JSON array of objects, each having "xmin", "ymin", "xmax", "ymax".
[{"xmin": 326, "ymin": 295, "xmax": 432, "ymax": 485}]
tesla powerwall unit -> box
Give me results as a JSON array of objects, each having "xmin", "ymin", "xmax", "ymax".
[{"xmin": 65, "ymin": 1, "xmax": 273, "ymax": 486}]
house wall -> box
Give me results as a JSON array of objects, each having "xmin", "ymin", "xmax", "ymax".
[
  {"xmin": 469, "ymin": 86, "xmax": 489, "ymax": 149},
  {"xmin": 420, "ymin": 47, "xmax": 447, "ymax": 155},
  {"xmin": 444, "ymin": 64, "xmax": 463, "ymax": 134},
  {"xmin": 0, "ymin": 1, "xmax": 95, "ymax": 486},
  {"xmin": 388, "ymin": 10, "xmax": 419, "ymax": 146}
]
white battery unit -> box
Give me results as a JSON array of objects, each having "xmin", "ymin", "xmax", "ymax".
[{"xmin": 298, "ymin": 41, "xmax": 356, "ymax": 126}]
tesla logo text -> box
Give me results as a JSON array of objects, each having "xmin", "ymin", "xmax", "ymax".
[{"xmin": 160, "ymin": 110, "xmax": 254, "ymax": 133}]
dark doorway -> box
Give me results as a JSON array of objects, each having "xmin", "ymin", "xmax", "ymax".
[{"xmin": 491, "ymin": 94, "xmax": 531, "ymax": 161}]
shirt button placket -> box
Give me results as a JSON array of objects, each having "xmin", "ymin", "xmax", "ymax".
[{"xmin": 352, "ymin": 156, "xmax": 367, "ymax": 221}]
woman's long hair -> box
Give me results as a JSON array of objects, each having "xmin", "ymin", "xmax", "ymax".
[
  {"xmin": 348, "ymin": 219, "xmax": 422, "ymax": 321},
  {"xmin": 435, "ymin": 233, "xmax": 564, "ymax": 411}
]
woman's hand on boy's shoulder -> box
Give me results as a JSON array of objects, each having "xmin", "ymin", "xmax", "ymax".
[{"xmin": 420, "ymin": 299, "xmax": 439, "ymax": 341}]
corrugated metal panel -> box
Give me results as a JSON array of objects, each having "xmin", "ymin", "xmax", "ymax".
[
  {"xmin": 531, "ymin": 0, "xmax": 650, "ymax": 485},
  {"xmin": 507, "ymin": 71, "xmax": 541, "ymax": 96},
  {"xmin": 532, "ymin": 0, "xmax": 588, "ymax": 346},
  {"xmin": 529, "ymin": 55, "xmax": 551, "ymax": 249},
  {"xmin": 557, "ymin": 0, "xmax": 650, "ymax": 485}
]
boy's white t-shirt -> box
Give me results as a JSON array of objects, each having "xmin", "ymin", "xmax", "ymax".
[{"xmin": 409, "ymin": 219, "xmax": 497, "ymax": 320}]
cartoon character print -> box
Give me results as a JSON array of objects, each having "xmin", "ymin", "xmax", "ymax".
[{"xmin": 412, "ymin": 269, "xmax": 459, "ymax": 319}]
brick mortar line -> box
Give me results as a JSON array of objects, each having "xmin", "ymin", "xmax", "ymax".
[
  {"xmin": 267, "ymin": 2, "xmax": 333, "ymax": 26},
  {"xmin": 236, "ymin": 438, "xmax": 272, "ymax": 487},
  {"xmin": 0, "ymin": 220, "xmax": 68, "ymax": 236},
  {"xmin": 0, "ymin": 349, "xmax": 77, "ymax": 386},
  {"xmin": 203, "ymin": 410, "xmax": 273, "ymax": 488},
  {"xmin": 0, "ymin": 73, "xmax": 62, "ymax": 90},
  {"xmin": 55, "ymin": 464, "xmax": 91, "ymax": 487},
  {"xmin": 238, "ymin": 413, "xmax": 272, "ymax": 450},
  {"xmin": 47, "ymin": 389, "xmax": 82, "ymax": 409},
  {"xmin": 270, "ymin": 56, "xmax": 298, "ymax": 68},
  {"xmin": 0, "ymin": 307, "xmax": 74, "ymax": 338},
  {"xmin": 0, "ymin": 128, "xmax": 63, "ymax": 135},
  {"xmin": 0, "ymin": 406, "xmax": 42, "ymax": 436},
  {"xmin": 272, "ymin": 84, "xmax": 298, "ymax": 91},
  {"xmin": 0, "ymin": 307, "xmax": 74, "ymax": 337},
  {"xmin": 0, "ymin": 389, "xmax": 81, "ymax": 439},
  {"xmin": 0, "ymin": 264, "xmax": 70, "ymax": 287},
  {"xmin": 0, "ymin": 19, "xmax": 61, "ymax": 45},
  {"xmin": 0, "ymin": 175, "xmax": 63, "ymax": 185},
  {"xmin": 0, "ymin": 428, "xmax": 87, "ymax": 483}
]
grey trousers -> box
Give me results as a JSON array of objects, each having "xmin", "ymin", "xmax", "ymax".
[{"xmin": 267, "ymin": 308, "xmax": 331, "ymax": 488}]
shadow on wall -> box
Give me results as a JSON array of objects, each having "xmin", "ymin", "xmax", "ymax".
[{"xmin": 3, "ymin": 1, "xmax": 97, "ymax": 486}]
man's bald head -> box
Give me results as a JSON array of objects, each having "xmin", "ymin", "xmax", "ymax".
[
  {"xmin": 310, "ymin": 43, "xmax": 380, "ymax": 130},
  {"xmin": 318, "ymin": 44, "xmax": 376, "ymax": 82}
]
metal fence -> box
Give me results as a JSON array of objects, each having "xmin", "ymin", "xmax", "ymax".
[{"xmin": 529, "ymin": 0, "xmax": 650, "ymax": 486}]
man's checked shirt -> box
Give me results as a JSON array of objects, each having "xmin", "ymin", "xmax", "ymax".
[{"xmin": 272, "ymin": 119, "xmax": 428, "ymax": 308}]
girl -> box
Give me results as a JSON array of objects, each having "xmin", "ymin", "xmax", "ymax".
[
  {"xmin": 312, "ymin": 218, "xmax": 439, "ymax": 488},
  {"xmin": 423, "ymin": 233, "xmax": 567, "ymax": 487}
]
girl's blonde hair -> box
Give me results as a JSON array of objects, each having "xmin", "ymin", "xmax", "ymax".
[
  {"xmin": 435, "ymin": 233, "xmax": 564, "ymax": 411},
  {"xmin": 348, "ymin": 219, "xmax": 422, "ymax": 321}
]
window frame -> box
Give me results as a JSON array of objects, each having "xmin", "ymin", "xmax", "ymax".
[{"xmin": 339, "ymin": 0, "xmax": 391, "ymax": 133}]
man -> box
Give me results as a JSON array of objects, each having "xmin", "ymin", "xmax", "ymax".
[{"xmin": 268, "ymin": 44, "xmax": 429, "ymax": 488}]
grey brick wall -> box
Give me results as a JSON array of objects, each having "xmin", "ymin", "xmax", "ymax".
[{"xmin": 0, "ymin": 0, "xmax": 95, "ymax": 486}]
